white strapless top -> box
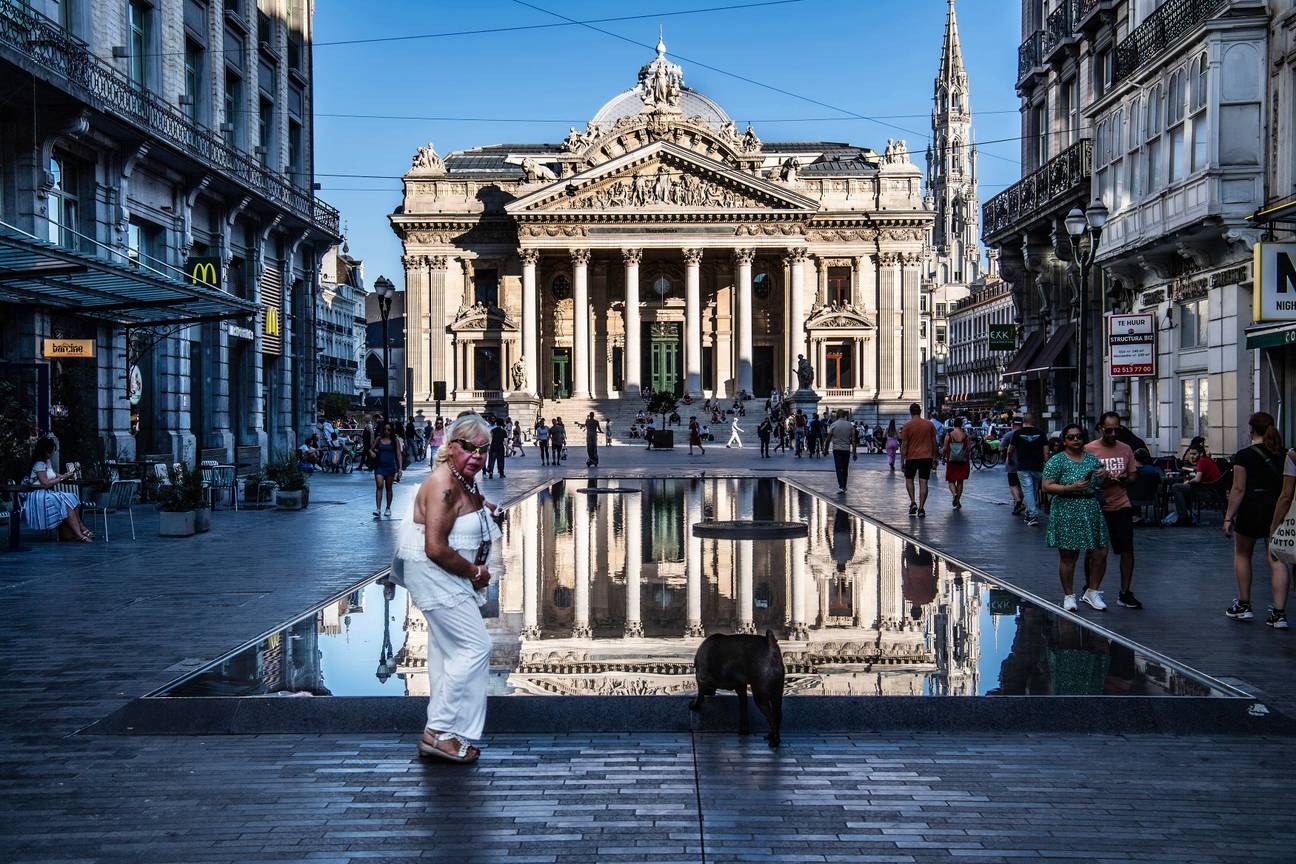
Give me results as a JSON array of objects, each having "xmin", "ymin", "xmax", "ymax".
[{"xmin": 396, "ymin": 505, "xmax": 502, "ymax": 610}]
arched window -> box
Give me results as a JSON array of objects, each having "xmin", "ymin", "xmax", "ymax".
[
  {"xmin": 753, "ymin": 271, "xmax": 772, "ymax": 300},
  {"xmin": 652, "ymin": 274, "xmax": 673, "ymax": 299},
  {"xmin": 550, "ymin": 274, "xmax": 570, "ymax": 300}
]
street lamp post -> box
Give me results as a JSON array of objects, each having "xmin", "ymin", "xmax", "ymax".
[
  {"xmin": 1064, "ymin": 201, "xmax": 1108, "ymax": 433},
  {"xmin": 374, "ymin": 275, "xmax": 396, "ymax": 422}
]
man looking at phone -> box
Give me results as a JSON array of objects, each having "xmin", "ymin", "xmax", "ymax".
[{"xmin": 1084, "ymin": 411, "xmax": 1142, "ymax": 610}]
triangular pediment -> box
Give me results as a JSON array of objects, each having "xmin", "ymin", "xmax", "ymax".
[
  {"xmin": 806, "ymin": 304, "xmax": 876, "ymax": 330},
  {"xmin": 505, "ymin": 141, "xmax": 819, "ymax": 215},
  {"xmin": 449, "ymin": 303, "xmax": 517, "ymax": 333}
]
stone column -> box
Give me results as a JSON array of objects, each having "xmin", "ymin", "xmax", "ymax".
[
  {"xmin": 573, "ymin": 494, "xmax": 591, "ymax": 639},
  {"xmin": 858, "ymin": 255, "xmax": 878, "ymax": 398},
  {"xmin": 625, "ymin": 484, "xmax": 643, "ymax": 637},
  {"xmin": 427, "ymin": 255, "xmax": 449, "ymax": 402},
  {"xmin": 520, "ymin": 249, "xmax": 539, "ymax": 396},
  {"xmin": 684, "ymin": 248, "xmax": 703, "ymax": 397},
  {"xmin": 686, "ymin": 481, "xmax": 705, "ymax": 638},
  {"xmin": 403, "ymin": 253, "xmax": 428, "ymax": 403},
  {"xmin": 901, "ymin": 254, "xmax": 922, "ymax": 399},
  {"xmin": 787, "ymin": 248, "xmax": 808, "ymax": 373},
  {"xmin": 623, "ymin": 249, "xmax": 642, "ymax": 394},
  {"xmin": 733, "ymin": 248, "xmax": 754, "ymax": 395},
  {"xmin": 571, "ymin": 249, "xmax": 591, "ymax": 398},
  {"xmin": 737, "ymin": 481, "xmax": 755, "ymax": 634},
  {"xmin": 522, "ymin": 495, "xmax": 540, "ymax": 640},
  {"xmin": 788, "ymin": 491, "xmax": 809, "ymax": 640},
  {"xmin": 816, "ymin": 256, "xmax": 828, "ymax": 306},
  {"xmin": 878, "ymin": 253, "xmax": 900, "ymax": 399}
]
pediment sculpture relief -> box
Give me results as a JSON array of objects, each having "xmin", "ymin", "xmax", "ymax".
[
  {"xmin": 555, "ymin": 165, "xmax": 766, "ymax": 210},
  {"xmin": 410, "ymin": 142, "xmax": 446, "ymax": 174}
]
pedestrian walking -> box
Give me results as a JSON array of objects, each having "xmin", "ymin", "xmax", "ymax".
[
  {"xmin": 884, "ymin": 419, "xmax": 899, "ymax": 471},
  {"xmin": 942, "ymin": 416, "xmax": 970, "ymax": 510},
  {"xmin": 535, "ymin": 418, "xmax": 551, "ymax": 465},
  {"xmin": 396, "ymin": 412, "xmax": 501, "ymax": 764},
  {"xmin": 1041, "ymin": 423, "xmax": 1109, "ymax": 612},
  {"xmin": 725, "ymin": 416, "xmax": 744, "ymax": 448},
  {"xmin": 583, "ymin": 412, "xmax": 602, "ymax": 467},
  {"xmin": 794, "ymin": 410, "xmax": 807, "ymax": 457},
  {"xmin": 1002, "ymin": 417, "xmax": 1025, "ymax": 515},
  {"xmin": 1007, "ymin": 414, "xmax": 1047, "ymax": 526},
  {"xmin": 757, "ymin": 416, "xmax": 772, "ymax": 458},
  {"xmin": 643, "ymin": 415, "xmax": 656, "ymax": 450},
  {"xmin": 1224, "ymin": 412, "xmax": 1290, "ymax": 627},
  {"xmin": 485, "ymin": 416, "xmax": 508, "ymax": 479},
  {"xmin": 827, "ymin": 409, "xmax": 857, "ymax": 494},
  {"xmin": 1084, "ymin": 411, "xmax": 1141, "ymax": 610},
  {"xmin": 899, "ymin": 404, "xmax": 937, "ymax": 518},
  {"xmin": 772, "ymin": 416, "xmax": 787, "ymax": 454},
  {"xmin": 551, "ymin": 417, "xmax": 567, "ymax": 462},
  {"xmin": 428, "ymin": 418, "xmax": 445, "ymax": 465},
  {"xmin": 510, "ymin": 421, "xmax": 525, "ymax": 457},
  {"xmin": 688, "ymin": 415, "xmax": 704, "ymax": 455},
  {"xmin": 369, "ymin": 420, "xmax": 404, "ymax": 518}
]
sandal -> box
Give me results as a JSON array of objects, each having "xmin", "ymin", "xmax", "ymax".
[{"xmin": 418, "ymin": 731, "xmax": 480, "ymax": 763}]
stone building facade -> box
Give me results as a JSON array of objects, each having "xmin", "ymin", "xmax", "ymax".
[
  {"xmin": 316, "ymin": 244, "xmax": 367, "ymax": 405},
  {"xmin": 0, "ymin": 0, "xmax": 339, "ymax": 468},
  {"xmin": 947, "ymin": 259, "xmax": 1015, "ymax": 414},
  {"xmin": 391, "ymin": 39, "xmax": 933, "ymax": 425},
  {"xmin": 921, "ymin": 0, "xmax": 983, "ymax": 411}
]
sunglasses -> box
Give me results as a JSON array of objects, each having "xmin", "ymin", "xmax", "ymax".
[
  {"xmin": 451, "ymin": 438, "xmax": 488, "ymax": 454},
  {"xmin": 1064, "ymin": 433, "xmax": 1085, "ymax": 441}
]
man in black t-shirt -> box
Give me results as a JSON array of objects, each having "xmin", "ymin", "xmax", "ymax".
[
  {"xmin": 1007, "ymin": 413, "xmax": 1047, "ymax": 526},
  {"xmin": 486, "ymin": 416, "xmax": 508, "ymax": 479}
]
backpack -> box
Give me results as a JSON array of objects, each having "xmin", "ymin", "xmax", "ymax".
[{"xmin": 948, "ymin": 435, "xmax": 967, "ymax": 463}]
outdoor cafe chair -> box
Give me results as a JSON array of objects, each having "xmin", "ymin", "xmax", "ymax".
[
  {"xmin": 206, "ymin": 465, "xmax": 238, "ymax": 510},
  {"xmin": 97, "ymin": 480, "xmax": 139, "ymax": 542}
]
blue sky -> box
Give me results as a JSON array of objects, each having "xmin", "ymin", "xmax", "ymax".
[{"xmin": 312, "ymin": 0, "xmax": 1022, "ymax": 288}]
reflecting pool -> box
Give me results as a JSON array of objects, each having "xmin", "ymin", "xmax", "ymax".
[{"xmin": 158, "ymin": 478, "xmax": 1234, "ymax": 699}]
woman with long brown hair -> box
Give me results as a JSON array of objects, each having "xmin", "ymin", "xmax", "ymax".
[{"xmin": 1224, "ymin": 412, "xmax": 1290, "ymax": 628}]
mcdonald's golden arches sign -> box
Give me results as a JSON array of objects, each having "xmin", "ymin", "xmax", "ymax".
[{"xmin": 186, "ymin": 256, "xmax": 221, "ymax": 290}]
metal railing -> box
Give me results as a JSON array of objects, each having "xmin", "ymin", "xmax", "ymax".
[
  {"xmin": 1017, "ymin": 30, "xmax": 1045, "ymax": 83},
  {"xmin": 1077, "ymin": 0, "xmax": 1102, "ymax": 17},
  {"xmin": 1043, "ymin": 0, "xmax": 1079, "ymax": 57},
  {"xmin": 1114, "ymin": 0, "xmax": 1226, "ymax": 84},
  {"xmin": 982, "ymin": 139, "xmax": 1092, "ymax": 242},
  {"xmin": 0, "ymin": 0, "xmax": 339, "ymax": 237}
]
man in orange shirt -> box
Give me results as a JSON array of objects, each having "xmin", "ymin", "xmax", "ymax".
[{"xmin": 900, "ymin": 403, "xmax": 937, "ymax": 518}]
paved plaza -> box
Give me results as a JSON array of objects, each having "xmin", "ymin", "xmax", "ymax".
[{"xmin": 2, "ymin": 446, "xmax": 1294, "ymax": 863}]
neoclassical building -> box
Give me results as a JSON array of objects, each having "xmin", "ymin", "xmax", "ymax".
[{"xmin": 391, "ymin": 39, "xmax": 932, "ymax": 423}]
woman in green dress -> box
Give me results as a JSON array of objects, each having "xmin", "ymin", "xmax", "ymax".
[{"xmin": 1042, "ymin": 423, "xmax": 1109, "ymax": 612}]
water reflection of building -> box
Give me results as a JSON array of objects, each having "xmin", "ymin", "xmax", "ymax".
[{"xmin": 395, "ymin": 480, "xmax": 980, "ymax": 697}]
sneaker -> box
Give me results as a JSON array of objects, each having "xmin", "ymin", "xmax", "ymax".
[
  {"xmin": 1082, "ymin": 589, "xmax": 1107, "ymax": 611},
  {"xmin": 1266, "ymin": 608, "xmax": 1289, "ymax": 629},
  {"xmin": 1062, "ymin": 594, "xmax": 1078, "ymax": 612},
  {"xmin": 384, "ymin": 507, "xmax": 392, "ymax": 518},
  {"xmin": 909, "ymin": 503, "xmax": 918, "ymax": 516},
  {"xmin": 1226, "ymin": 600, "xmax": 1254, "ymax": 620},
  {"xmin": 916, "ymin": 508, "xmax": 926, "ymax": 519},
  {"xmin": 1118, "ymin": 591, "xmax": 1143, "ymax": 610},
  {"xmin": 1160, "ymin": 512, "xmax": 1179, "ymax": 527},
  {"xmin": 1011, "ymin": 501, "xmax": 1025, "ymax": 516},
  {"xmin": 837, "ymin": 487, "xmax": 846, "ymax": 495},
  {"xmin": 1025, "ymin": 516, "xmax": 1039, "ymax": 527}
]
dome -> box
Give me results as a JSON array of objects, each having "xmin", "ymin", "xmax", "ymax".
[{"xmin": 591, "ymin": 86, "xmax": 733, "ymax": 131}]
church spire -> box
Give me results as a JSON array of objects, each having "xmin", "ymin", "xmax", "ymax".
[
  {"xmin": 938, "ymin": 0, "xmax": 966, "ymax": 87},
  {"xmin": 926, "ymin": 0, "xmax": 979, "ymax": 279}
]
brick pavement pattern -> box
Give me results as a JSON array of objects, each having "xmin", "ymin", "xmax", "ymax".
[{"xmin": 1, "ymin": 449, "xmax": 1294, "ymax": 862}]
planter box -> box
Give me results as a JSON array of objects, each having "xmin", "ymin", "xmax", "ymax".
[
  {"xmin": 275, "ymin": 489, "xmax": 307, "ymax": 510},
  {"xmin": 193, "ymin": 507, "xmax": 211, "ymax": 533},
  {"xmin": 650, "ymin": 430, "xmax": 675, "ymax": 449},
  {"xmin": 243, "ymin": 481, "xmax": 275, "ymax": 505},
  {"xmin": 158, "ymin": 510, "xmax": 195, "ymax": 537}
]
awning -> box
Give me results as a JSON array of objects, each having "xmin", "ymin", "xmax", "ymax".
[
  {"xmin": 0, "ymin": 225, "xmax": 257, "ymax": 326},
  {"xmin": 1002, "ymin": 329, "xmax": 1047, "ymax": 377},
  {"xmin": 1021, "ymin": 322, "xmax": 1076, "ymax": 376},
  {"xmin": 1245, "ymin": 320, "xmax": 1296, "ymax": 350}
]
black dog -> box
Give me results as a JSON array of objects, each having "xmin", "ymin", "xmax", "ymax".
[{"xmin": 689, "ymin": 630, "xmax": 785, "ymax": 747}]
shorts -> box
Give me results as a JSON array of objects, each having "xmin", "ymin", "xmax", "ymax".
[
  {"xmin": 902, "ymin": 458, "xmax": 933, "ymax": 480},
  {"xmin": 1007, "ymin": 471, "xmax": 1021, "ymax": 488},
  {"xmin": 1103, "ymin": 507, "xmax": 1135, "ymax": 555}
]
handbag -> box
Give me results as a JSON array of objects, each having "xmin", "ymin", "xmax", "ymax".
[{"xmin": 1269, "ymin": 450, "xmax": 1296, "ymax": 564}]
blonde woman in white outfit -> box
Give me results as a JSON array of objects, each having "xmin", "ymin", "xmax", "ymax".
[{"xmin": 396, "ymin": 412, "xmax": 501, "ymax": 763}]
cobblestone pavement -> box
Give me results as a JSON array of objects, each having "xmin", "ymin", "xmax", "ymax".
[{"xmin": 1, "ymin": 447, "xmax": 1294, "ymax": 862}]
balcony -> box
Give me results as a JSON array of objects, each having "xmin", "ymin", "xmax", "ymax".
[
  {"xmin": 982, "ymin": 139, "xmax": 1092, "ymax": 244},
  {"xmin": 1114, "ymin": 0, "xmax": 1226, "ymax": 85},
  {"xmin": 1043, "ymin": 0, "xmax": 1079, "ymax": 63},
  {"xmin": 0, "ymin": 0, "xmax": 339, "ymax": 238},
  {"xmin": 1017, "ymin": 31, "xmax": 1046, "ymax": 85}
]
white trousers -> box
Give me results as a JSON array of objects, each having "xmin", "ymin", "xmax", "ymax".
[
  {"xmin": 422, "ymin": 596, "xmax": 491, "ymax": 741},
  {"xmin": 727, "ymin": 430, "xmax": 743, "ymax": 447}
]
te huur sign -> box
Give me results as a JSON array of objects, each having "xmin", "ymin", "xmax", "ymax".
[
  {"xmin": 42, "ymin": 338, "xmax": 95, "ymax": 359},
  {"xmin": 1253, "ymin": 242, "xmax": 1296, "ymax": 321}
]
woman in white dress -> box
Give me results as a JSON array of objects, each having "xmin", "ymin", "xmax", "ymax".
[
  {"xmin": 23, "ymin": 438, "xmax": 93, "ymax": 542},
  {"xmin": 395, "ymin": 413, "xmax": 501, "ymax": 763}
]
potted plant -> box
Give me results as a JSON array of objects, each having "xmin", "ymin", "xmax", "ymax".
[
  {"xmin": 156, "ymin": 464, "xmax": 204, "ymax": 537},
  {"xmin": 241, "ymin": 470, "xmax": 275, "ymax": 505},
  {"xmin": 646, "ymin": 392, "xmax": 678, "ymax": 449},
  {"xmin": 81, "ymin": 458, "xmax": 117, "ymax": 508},
  {"xmin": 267, "ymin": 453, "xmax": 308, "ymax": 510}
]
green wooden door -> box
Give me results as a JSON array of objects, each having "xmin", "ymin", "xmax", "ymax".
[
  {"xmin": 649, "ymin": 324, "xmax": 679, "ymax": 394},
  {"xmin": 551, "ymin": 348, "xmax": 570, "ymax": 399}
]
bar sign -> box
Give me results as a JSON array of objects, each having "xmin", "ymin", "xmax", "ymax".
[{"xmin": 42, "ymin": 338, "xmax": 95, "ymax": 359}]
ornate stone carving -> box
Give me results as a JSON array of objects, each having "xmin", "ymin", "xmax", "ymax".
[
  {"xmin": 570, "ymin": 248, "xmax": 591, "ymax": 265},
  {"xmin": 882, "ymin": 138, "xmax": 911, "ymax": 164},
  {"xmin": 732, "ymin": 248, "xmax": 755, "ymax": 265},
  {"xmin": 780, "ymin": 157, "xmax": 801, "ymax": 182},
  {"xmin": 562, "ymin": 122, "xmax": 600, "ymax": 153},
  {"xmin": 555, "ymin": 165, "xmax": 765, "ymax": 210},
  {"xmin": 521, "ymin": 225, "xmax": 587, "ymax": 238},
  {"xmin": 426, "ymin": 254, "xmax": 448, "ymax": 269},
  {"xmin": 623, "ymin": 622, "xmax": 644, "ymax": 638},
  {"xmin": 571, "ymin": 624, "xmax": 593, "ymax": 640},
  {"xmin": 410, "ymin": 142, "xmax": 446, "ymax": 174},
  {"xmin": 511, "ymin": 357, "xmax": 526, "ymax": 390},
  {"xmin": 684, "ymin": 623, "xmax": 706, "ymax": 638},
  {"xmin": 637, "ymin": 34, "xmax": 683, "ymax": 111},
  {"xmin": 520, "ymin": 626, "xmax": 542, "ymax": 641},
  {"xmin": 785, "ymin": 247, "xmax": 810, "ymax": 263},
  {"xmin": 401, "ymin": 254, "xmax": 420, "ymax": 270},
  {"xmin": 621, "ymin": 248, "xmax": 643, "ymax": 264},
  {"xmin": 682, "ymin": 248, "xmax": 703, "ymax": 265},
  {"xmin": 519, "ymin": 248, "xmax": 540, "ymax": 266},
  {"xmin": 795, "ymin": 354, "xmax": 814, "ymax": 389},
  {"xmin": 736, "ymin": 224, "xmax": 803, "ymax": 237},
  {"xmin": 807, "ymin": 228, "xmax": 880, "ymax": 242},
  {"xmin": 520, "ymin": 157, "xmax": 556, "ymax": 181},
  {"xmin": 735, "ymin": 622, "xmax": 757, "ymax": 635},
  {"xmin": 742, "ymin": 123, "xmax": 761, "ymax": 152}
]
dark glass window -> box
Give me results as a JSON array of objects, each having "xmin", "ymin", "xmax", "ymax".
[
  {"xmin": 753, "ymin": 271, "xmax": 772, "ymax": 300},
  {"xmin": 551, "ymin": 274, "xmax": 570, "ymax": 300},
  {"xmin": 828, "ymin": 266, "xmax": 851, "ymax": 306},
  {"xmin": 474, "ymin": 268, "xmax": 499, "ymax": 307}
]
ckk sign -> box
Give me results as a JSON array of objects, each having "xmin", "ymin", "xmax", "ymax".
[
  {"xmin": 1108, "ymin": 312, "xmax": 1156, "ymax": 377},
  {"xmin": 1253, "ymin": 242, "xmax": 1296, "ymax": 321}
]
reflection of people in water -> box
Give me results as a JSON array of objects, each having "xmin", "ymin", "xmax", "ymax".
[
  {"xmin": 902, "ymin": 543, "xmax": 936, "ymax": 620},
  {"xmin": 987, "ymin": 602, "xmax": 1138, "ymax": 696},
  {"xmin": 830, "ymin": 509, "xmax": 855, "ymax": 574}
]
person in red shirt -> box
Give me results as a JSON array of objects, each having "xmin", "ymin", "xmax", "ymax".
[
  {"xmin": 899, "ymin": 403, "xmax": 938, "ymax": 518},
  {"xmin": 1083, "ymin": 411, "xmax": 1141, "ymax": 611},
  {"xmin": 1165, "ymin": 447, "xmax": 1222, "ymax": 526}
]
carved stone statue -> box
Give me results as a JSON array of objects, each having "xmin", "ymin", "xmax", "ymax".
[
  {"xmin": 780, "ymin": 157, "xmax": 801, "ymax": 183},
  {"xmin": 511, "ymin": 358, "xmax": 526, "ymax": 391},
  {"xmin": 410, "ymin": 142, "xmax": 445, "ymax": 174},
  {"xmin": 741, "ymin": 123, "xmax": 761, "ymax": 152},
  {"xmin": 637, "ymin": 33, "xmax": 683, "ymax": 112},
  {"xmin": 795, "ymin": 354, "xmax": 814, "ymax": 390},
  {"xmin": 520, "ymin": 157, "xmax": 556, "ymax": 181},
  {"xmin": 883, "ymin": 138, "xmax": 912, "ymax": 165}
]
